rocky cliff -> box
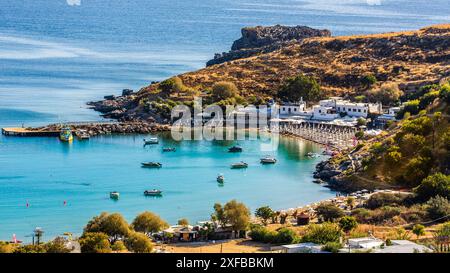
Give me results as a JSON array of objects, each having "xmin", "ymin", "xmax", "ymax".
[{"xmin": 206, "ymin": 25, "xmax": 331, "ymax": 66}]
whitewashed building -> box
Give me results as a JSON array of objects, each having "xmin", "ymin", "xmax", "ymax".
[
  {"xmin": 279, "ymin": 101, "xmax": 306, "ymax": 116},
  {"xmin": 319, "ymin": 98, "xmax": 382, "ymax": 118},
  {"xmin": 312, "ymin": 105, "xmax": 339, "ymax": 120}
]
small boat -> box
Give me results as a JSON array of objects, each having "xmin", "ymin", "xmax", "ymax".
[
  {"xmin": 144, "ymin": 189, "xmax": 162, "ymax": 196},
  {"xmin": 110, "ymin": 192, "xmax": 120, "ymax": 199},
  {"xmin": 217, "ymin": 174, "xmax": 225, "ymax": 183},
  {"xmin": 141, "ymin": 162, "xmax": 162, "ymax": 168},
  {"xmin": 306, "ymin": 152, "xmax": 320, "ymax": 158},
  {"xmin": 76, "ymin": 130, "xmax": 90, "ymax": 140},
  {"xmin": 143, "ymin": 137, "xmax": 159, "ymax": 145},
  {"xmin": 260, "ymin": 156, "xmax": 277, "ymax": 164},
  {"xmin": 231, "ymin": 161, "xmax": 248, "ymax": 169},
  {"xmin": 162, "ymin": 147, "xmax": 176, "ymax": 152},
  {"xmin": 228, "ymin": 146, "xmax": 243, "ymax": 153},
  {"xmin": 59, "ymin": 127, "xmax": 73, "ymax": 142}
]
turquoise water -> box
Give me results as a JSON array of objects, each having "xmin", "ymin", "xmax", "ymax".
[
  {"xmin": 0, "ymin": 132, "xmax": 332, "ymax": 241},
  {"xmin": 1, "ymin": 0, "xmax": 449, "ymax": 241}
]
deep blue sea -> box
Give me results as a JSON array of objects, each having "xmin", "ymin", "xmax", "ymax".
[{"xmin": 0, "ymin": 0, "xmax": 449, "ymax": 241}]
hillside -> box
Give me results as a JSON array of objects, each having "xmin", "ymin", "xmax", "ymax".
[{"xmin": 89, "ymin": 24, "xmax": 450, "ymax": 122}]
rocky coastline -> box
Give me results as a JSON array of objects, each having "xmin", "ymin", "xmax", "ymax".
[{"xmin": 206, "ymin": 25, "xmax": 331, "ymax": 66}]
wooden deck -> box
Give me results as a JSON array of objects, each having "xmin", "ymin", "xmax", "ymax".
[{"xmin": 2, "ymin": 127, "xmax": 60, "ymax": 137}]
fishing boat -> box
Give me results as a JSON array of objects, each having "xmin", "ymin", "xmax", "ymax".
[
  {"xmin": 144, "ymin": 189, "xmax": 163, "ymax": 196},
  {"xmin": 143, "ymin": 137, "xmax": 159, "ymax": 145},
  {"xmin": 59, "ymin": 127, "xmax": 73, "ymax": 142},
  {"xmin": 228, "ymin": 146, "xmax": 243, "ymax": 153},
  {"xmin": 141, "ymin": 162, "xmax": 162, "ymax": 168},
  {"xmin": 109, "ymin": 191, "xmax": 120, "ymax": 199},
  {"xmin": 260, "ymin": 156, "xmax": 277, "ymax": 164},
  {"xmin": 162, "ymin": 147, "xmax": 176, "ymax": 152},
  {"xmin": 217, "ymin": 174, "xmax": 225, "ymax": 183},
  {"xmin": 231, "ymin": 161, "xmax": 248, "ymax": 169}
]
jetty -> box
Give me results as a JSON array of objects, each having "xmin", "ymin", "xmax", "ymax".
[
  {"xmin": 2, "ymin": 121, "xmax": 171, "ymax": 138},
  {"xmin": 2, "ymin": 127, "xmax": 60, "ymax": 137}
]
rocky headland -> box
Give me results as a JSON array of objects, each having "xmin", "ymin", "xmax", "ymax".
[{"xmin": 206, "ymin": 25, "xmax": 331, "ymax": 66}]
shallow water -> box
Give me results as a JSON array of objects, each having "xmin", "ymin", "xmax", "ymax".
[
  {"xmin": 1, "ymin": 0, "xmax": 449, "ymax": 241},
  {"xmin": 0, "ymin": 132, "xmax": 333, "ymax": 241}
]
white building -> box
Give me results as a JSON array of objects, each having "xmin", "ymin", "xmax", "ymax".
[
  {"xmin": 319, "ymin": 98, "xmax": 382, "ymax": 118},
  {"xmin": 279, "ymin": 101, "xmax": 306, "ymax": 116},
  {"xmin": 279, "ymin": 243, "xmax": 328, "ymax": 253},
  {"xmin": 312, "ymin": 105, "xmax": 339, "ymax": 121},
  {"xmin": 373, "ymin": 240, "xmax": 432, "ymax": 253},
  {"xmin": 347, "ymin": 237, "xmax": 384, "ymax": 249}
]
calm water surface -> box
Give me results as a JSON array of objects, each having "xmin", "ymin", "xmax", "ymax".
[{"xmin": 1, "ymin": 0, "xmax": 449, "ymax": 241}]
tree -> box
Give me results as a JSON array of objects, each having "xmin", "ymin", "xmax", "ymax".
[
  {"xmin": 414, "ymin": 173, "xmax": 450, "ymax": 201},
  {"xmin": 278, "ymin": 74, "xmax": 322, "ymax": 102},
  {"xmin": 0, "ymin": 242, "xmax": 15, "ymax": 253},
  {"xmin": 132, "ymin": 211, "xmax": 169, "ymax": 236},
  {"xmin": 211, "ymin": 203, "xmax": 227, "ymax": 227},
  {"xmin": 45, "ymin": 237, "xmax": 72, "ymax": 253},
  {"xmin": 434, "ymin": 222, "xmax": 450, "ymax": 246},
  {"xmin": 125, "ymin": 232, "xmax": 153, "ymax": 253},
  {"xmin": 223, "ymin": 200, "xmax": 251, "ymax": 234},
  {"xmin": 12, "ymin": 244, "xmax": 47, "ymax": 253},
  {"xmin": 361, "ymin": 74, "xmax": 377, "ymax": 89},
  {"xmin": 111, "ymin": 240, "xmax": 127, "ymax": 252},
  {"xmin": 367, "ymin": 83, "xmax": 402, "ymax": 105},
  {"xmin": 83, "ymin": 212, "xmax": 130, "ymax": 242},
  {"xmin": 177, "ymin": 218, "xmax": 189, "ymax": 227},
  {"xmin": 426, "ymin": 196, "xmax": 450, "ymax": 220},
  {"xmin": 316, "ymin": 203, "xmax": 344, "ymax": 222},
  {"xmin": 211, "ymin": 81, "xmax": 238, "ymax": 102},
  {"xmin": 338, "ymin": 216, "xmax": 358, "ymax": 233},
  {"xmin": 301, "ymin": 223, "xmax": 343, "ymax": 244},
  {"xmin": 79, "ymin": 232, "xmax": 112, "ymax": 253},
  {"xmin": 412, "ymin": 224, "xmax": 425, "ymax": 239},
  {"xmin": 100, "ymin": 213, "xmax": 131, "ymax": 243},
  {"xmin": 366, "ymin": 193, "xmax": 407, "ymax": 209},
  {"xmin": 255, "ymin": 206, "xmax": 275, "ymax": 225}
]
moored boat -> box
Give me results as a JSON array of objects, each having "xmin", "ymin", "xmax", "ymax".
[
  {"xmin": 306, "ymin": 152, "xmax": 320, "ymax": 158},
  {"xmin": 162, "ymin": 147, "xmax": 176, "ymax": 152},
  {"xmin": 143, "ymin": 137, "xmax": 159, "ymax": 145},
  {"xmin": 217, "ymin": 174, "xmax": 225, "ymax": 183},
  {"xmin": 144, "ymin": 189, "xmax": 162, "ymax": 196},
  {"xmin": 110, "ymin": 191, "xmax": 120, "ymax": 199},
  {"xmin": 228, "ymin": 146, "xmax": 243, "ymax": 153},
  {"xmin": 231, "ymin": 161, "xmax": 248, "ymax": 169},
  {"xmin": 59, "ymin": 127, "xmax": 73, "ymax": 142},
  {"xmin": 260, "ymin": 156, "xmax": 277, "ymax": 164},
  {"xmin": 141, "ymin": 162, "xmax": 162, "ymax": 168}
]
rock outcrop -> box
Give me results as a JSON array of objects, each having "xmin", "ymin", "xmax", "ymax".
[{"xmin": 206, "ymin": 25, "xmax": 331, "ymax": 66}]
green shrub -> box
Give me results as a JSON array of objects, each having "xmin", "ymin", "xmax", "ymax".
[
  {"xmin": 338, "ymin": 216, "xmax": 358, "ymax": 233},
  {"xmin": 361, "ymin": 74, "xmax": 377, "ymax": 89},
  {"xmin": 351, "ymin": 208, "xmax": 372, "ymax": 223},
  {"xmin": 316, "ymin": 203, "xmax": 345, "ymax": 222},
  {"xmin": 321, "ymin": 242, "xmax": 343, "ymax": 253},
  {"xmin": 272, "ymin": 228, "xmax": 299, "ymax": 245},
  {"xmin": 301, "ymin": 223, "xmax": 343, "ymax": 244},
  {"xmin": 159, "ymin": 77, "xmax": 184, "ymax": 93},
  {"xmin": 211, "ymin": 81, "xmax": 238, "ymax": 102},
  {"xmin": 278, "ymin": 74, "xmax": 323, "ymax": 102},
  {"xmin": 426, "ymin": 196, "xmax": 450, "ymax": 220},
  {"xmin": 366, "ymin": 193, "xmax": 407, "ymax": 209},
  {"xmin": 414, "ymin": 173, "xmax": 450, "ymax": 201}
]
